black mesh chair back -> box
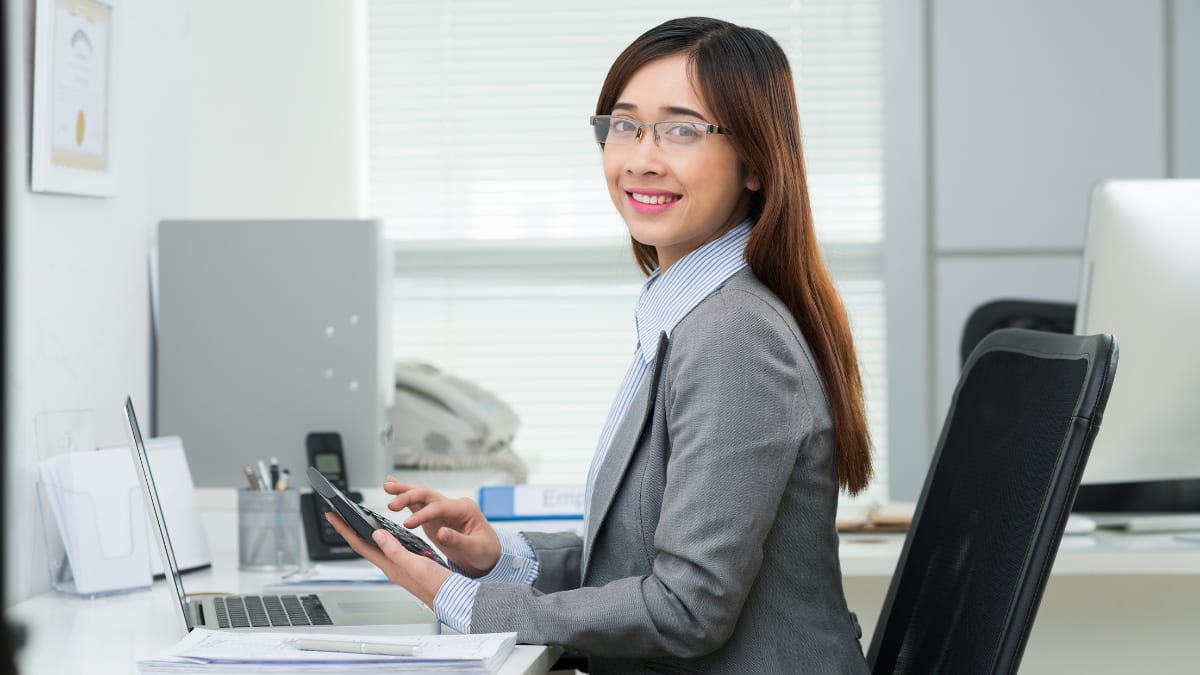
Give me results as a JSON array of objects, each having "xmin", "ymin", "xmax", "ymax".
[
  {"xmin": 961, "ymin": 301, "xmax": 1200, "ymax": 515},
  {"xmin": 960, "ymin": 300, "xmax": 1076, "ymax": 368},
  {"xmin": 868, "ymin": 328, "xmax": 1118, "ymax": 675}
]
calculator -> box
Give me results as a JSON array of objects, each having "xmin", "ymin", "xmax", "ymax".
[{"xmin": 306, "ymin": 466, "xmax": 449, "ymax": 568}]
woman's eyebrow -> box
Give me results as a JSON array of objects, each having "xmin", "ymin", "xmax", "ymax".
[
  {"xmin": 611, "ymin": 102, "xmax": 709, "ymax": 122},
  {"xmin": 661, "ymin": 105, "xmax": 709, "ymax": 121}
]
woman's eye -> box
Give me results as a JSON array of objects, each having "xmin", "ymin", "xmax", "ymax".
[
  {"xmin": 612, "ymin": 119, "xmax": 638, "ymax": 133},
  {"xmin": 666, "ymin": 123, "xmax": 698, "ymax": 137}
]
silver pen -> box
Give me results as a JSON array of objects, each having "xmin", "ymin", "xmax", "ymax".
[
  {"xmin": 256, "ymin": 459, "xmax": 272, "ymax": 492},
  {"xmin": 292, "ymin": 638, "xmax": 420, "ymax": 657}
]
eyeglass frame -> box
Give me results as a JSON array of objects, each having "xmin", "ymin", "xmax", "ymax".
[{"xmin": 589, "ymin": 114, "xmax": 733, "ymax": 148}]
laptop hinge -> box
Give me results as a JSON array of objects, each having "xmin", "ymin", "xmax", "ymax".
[{"xmin": 189, "ymin": 601, "xmax": 204, "ymax": 630}]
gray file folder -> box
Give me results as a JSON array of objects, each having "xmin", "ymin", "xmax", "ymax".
[{"xmin": 156, "ymin": 219, "xmax": 393, "ymax": 487}]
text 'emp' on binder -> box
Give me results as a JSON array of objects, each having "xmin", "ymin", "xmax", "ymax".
[{"xmin": 478, "ymin": 485, "xmax": 585, "ymax": 521}]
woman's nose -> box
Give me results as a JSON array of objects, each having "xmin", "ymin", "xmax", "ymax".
[{"xmin": 623, "ymin": 129, "xmax": 665, "ymax": 174}]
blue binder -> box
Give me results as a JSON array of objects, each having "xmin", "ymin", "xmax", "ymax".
[{"xmin": 478, "ymin": 485, "xmax": 585, "ymax": 521}]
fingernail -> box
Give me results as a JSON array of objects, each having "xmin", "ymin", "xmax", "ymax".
[{"xmin": 373, "ymin": 530, "xmax": 388, "ymax": 545}]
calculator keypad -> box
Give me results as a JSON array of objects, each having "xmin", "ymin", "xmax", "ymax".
[{"xmin": 360, "ymin": 504, "xmax": 449, "ymax": 568}]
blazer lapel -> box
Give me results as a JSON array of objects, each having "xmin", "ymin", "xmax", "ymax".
[{"xmin": 582, "ymin": 332, "xmax": 670, "ymax": 579}]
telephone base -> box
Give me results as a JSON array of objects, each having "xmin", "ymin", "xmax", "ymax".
[{"xmin": 300, "ymin": 491, "xmax": 363, "ymax": 561}]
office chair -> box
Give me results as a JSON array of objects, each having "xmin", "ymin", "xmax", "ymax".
[
  {"xmin": 959, "ymin": 299, "xmax": 1076, "ymax": 368},
  {"xmin": 960, "ymin": 300, "xmax": 1200, "ymax": 514},
  {"xmin": 868, "ymin": 328, "xmax": 1118, "ymax": 675}
]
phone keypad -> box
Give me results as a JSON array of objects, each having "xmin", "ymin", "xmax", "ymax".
[{"xmin": 314, "ymin": 501, "xmax": 346, "ymax": 545}]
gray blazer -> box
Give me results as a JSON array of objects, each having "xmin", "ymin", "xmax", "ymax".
[{"xmin": 471, "ymin": 269, "xmax": 869, "ymax": 674}]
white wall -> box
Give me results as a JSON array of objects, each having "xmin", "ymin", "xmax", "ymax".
[
  {"xmin": 929, "ymin": 0, "xmax": 1167, "ymax": 423},
  {"xmin": 5, "ymin": 0, "xmax": 362, "ymax": 605},
  {"xmin": 1175, "ymin": 0, "xmax": 1200, "ymax": 177},
  {"xmin": 166, "ymin": 0, "xmax": 365, "ymax": 218},
  {"xmin": 886, "ymin": 0, "xmax": 1200, "ymax": 498}
]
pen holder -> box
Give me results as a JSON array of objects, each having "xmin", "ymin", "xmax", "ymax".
[{"xmin": 237, "ymin": 488, "xmax": 302, "ymax": 572}]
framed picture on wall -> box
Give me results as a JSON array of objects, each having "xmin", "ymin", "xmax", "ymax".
[{"xmin": 30, "ymin": 0, "xmax": 116, "ymax": 197}]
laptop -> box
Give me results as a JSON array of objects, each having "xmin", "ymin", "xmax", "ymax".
[{"xmin": 122, "ymin": 396, "xmax": 440, "ymax": 633}]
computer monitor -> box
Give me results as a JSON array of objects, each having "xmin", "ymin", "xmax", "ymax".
[{"xmin": 1074, "ymin": 179, "xmax": 1200, "ymax": 486}]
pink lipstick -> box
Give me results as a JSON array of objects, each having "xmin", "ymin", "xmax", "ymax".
[{"xmin": 626, "ymin": 188, "xmax": 682, "ymax": 214}]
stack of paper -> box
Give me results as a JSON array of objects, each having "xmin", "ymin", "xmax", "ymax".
[
  {"xmin": 278, "ymin": 564, "xmax": 390, "ymax": 585},
  {"xmin": 836, "ymin": 500, "xmax": 916, "ymax": 533},
  {"xmin": 38, "ymin": 448, "xmax": 153, "ymax": 595},
  {"xmin": 137, "ymin": 629, "xmax": 517, "ymax": 674}
]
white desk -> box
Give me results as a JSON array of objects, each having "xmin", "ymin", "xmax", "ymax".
[
  {"xmin": 839, "ymin": 531, "xmax": 1200, "ymax": 675},
  {"xmin": 7, "ymin": 485, "xmax": 555, "ymax": 675},
  {"xmin": 10, "ymin": 481, "xmax": 1200, "ymax": 674}
]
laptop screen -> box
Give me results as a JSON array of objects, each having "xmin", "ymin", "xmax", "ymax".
[{"xmin": 124, "ymin": 396, "xmax": 193, "ymax": 632}]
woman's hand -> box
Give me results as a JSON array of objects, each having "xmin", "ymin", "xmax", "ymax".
[
  {"xmin": 383, "ymin": 478, "xmax": 502, "ymax": 578},
  {"xmin": 324, "ymin": 512, "xmax": 451, "ymax": 607}
]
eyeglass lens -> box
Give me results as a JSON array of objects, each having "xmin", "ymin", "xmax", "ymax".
[{"xmin": 592, "ymin": 116, "xmax": 710, "ymax": 148}]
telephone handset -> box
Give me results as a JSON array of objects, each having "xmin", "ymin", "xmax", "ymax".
[
  {"xmin": 299, "ymin": 432, "xmax": 363, "ymax": 560},
  {"xmin": 391, "ymin": 362, "xmax": 527, "ymax": 481}
]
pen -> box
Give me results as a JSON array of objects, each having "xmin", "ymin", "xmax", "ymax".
[
  {"xmin": 257, "ymin": 459, "xmax": 271, "ymax": 492},
  {"xmin": 269, "ymin": 457, "xmax": 280, "ymax": 490},
  {"xmin": 275, "ymin": 468, "xmax": 290, "ymax": 491},
  {"xmin": 243, "ymin": 465, "xmax": 261, "ymax": 490},
  {"xmin": 292, "ymin": 638, "xmax": 419, "ymax": 657}
]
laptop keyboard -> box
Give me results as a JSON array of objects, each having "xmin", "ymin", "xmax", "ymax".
[{"xmin": 211, "ymin": 594, "xmax": 332, "ymax": 628}]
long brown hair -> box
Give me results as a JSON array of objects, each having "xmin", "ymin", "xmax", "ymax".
[{"xmin": 597, "ymin": 17, "xmax": 873, "ymax": 494}]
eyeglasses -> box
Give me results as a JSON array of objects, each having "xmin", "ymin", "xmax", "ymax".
[{"xmin": 590, "ymin": 115, "xmax": 731, "ymax": 150}]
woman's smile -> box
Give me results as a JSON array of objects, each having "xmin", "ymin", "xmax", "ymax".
[{"xmin": 626, "ymin": 188, "xmax": 683, "ymax": 213}]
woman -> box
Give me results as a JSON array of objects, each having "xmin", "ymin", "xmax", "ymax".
[{"xmin": 329, "ymin": 16, "xmax": 873, "ymax": 673}]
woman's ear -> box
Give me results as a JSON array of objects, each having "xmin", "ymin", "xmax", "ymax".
[{"xmin": 745, "ymin": 173, "xmax": 762, "ymax": 192}]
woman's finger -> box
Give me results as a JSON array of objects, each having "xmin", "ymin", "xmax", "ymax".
[
  {"xmin": 385, "ymin": 483, "xmax": 447, "ymax": 501},
  {"xmin": 402, "ymin": 499, "xmax": 471, "ymax": 529},
  {"xmin": 383, "ymin": 480, "xmax": 416, "ymax": 494},
  {"xmin": 387, "ymin": 487, "xmax": 443, "ymax": 512},
  {"xmin": 437, "ymin": 526, "xmax": 472, "ymax": 549},
  {"xmin": 372, "ymin": 529, "xmax": 416, "ymax": 567},
  {"xmin": 325, "ymin": 513, "xmax": 394, "ymax": 571}
]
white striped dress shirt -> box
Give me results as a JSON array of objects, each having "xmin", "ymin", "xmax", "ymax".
[{"xmin": 433, "ymin": 220, "xmax": 753, "ymax": 632}]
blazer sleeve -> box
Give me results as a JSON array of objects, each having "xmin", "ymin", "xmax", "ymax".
[
  {"xmin": 470, "ymin": 293, "xmax": 816, "ymax": 659},
  {"xmin": 522, "ymin": 531, "xmax": 584, "ymax": 594}
]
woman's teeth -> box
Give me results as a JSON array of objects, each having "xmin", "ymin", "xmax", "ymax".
[{"xmin": 631, "ymin": 193, "xmax": 679, "ymax": 205}]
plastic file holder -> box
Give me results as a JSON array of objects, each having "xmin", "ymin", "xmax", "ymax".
[{"xmin": 36, "ymin": 410, "xmax": 153, "ymax": 597}]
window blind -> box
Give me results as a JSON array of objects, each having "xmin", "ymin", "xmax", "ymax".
[{"xmin": 369, "ymin": 0, "xmax": 887, "ymax": 503}]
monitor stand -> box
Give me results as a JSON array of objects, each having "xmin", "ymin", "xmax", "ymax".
[
  {"xmin": 1074, "ymin": 478, "xmax": 1200, "ymax": 534},
  {"xmin": 1075, "ymin": 477, "xmax": 1200, "ymax": 512},
  {"xmin": 1082, "ymin": 512, "xmax": 1200, "ymax": 534}
]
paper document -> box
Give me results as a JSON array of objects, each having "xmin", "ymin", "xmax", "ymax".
[
  {"xmin": 137, "ymin": 628, "xmax": 517, "ymax": 673},
  {"xmin": 278, "ymin": 564, "xmax": 390, "ymax": 585},
  {"xmin": 836, "ymin": 500, "xmax": 916, "ymax": 533}
]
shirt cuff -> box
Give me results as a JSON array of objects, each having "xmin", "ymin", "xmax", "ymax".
[
  {"xmin": 446, "ymin": 530, "xmax": 540, "ymax": 585},
  {"xmin": 433, "ymin": 573, "xmax": 479, "ymax": 634},
  {"xmin": 476, "ymin": 530, "xmax": 540, "ymax": 585}
]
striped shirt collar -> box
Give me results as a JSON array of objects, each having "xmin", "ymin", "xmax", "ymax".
[{"xmin": 634, "ymin": 220, "xmax": 753, "ymax": 364}]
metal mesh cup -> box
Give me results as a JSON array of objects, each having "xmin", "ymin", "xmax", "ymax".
[{"xmin": 237, "ymin": 488, "xmax": 302, "ymax": 572}]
